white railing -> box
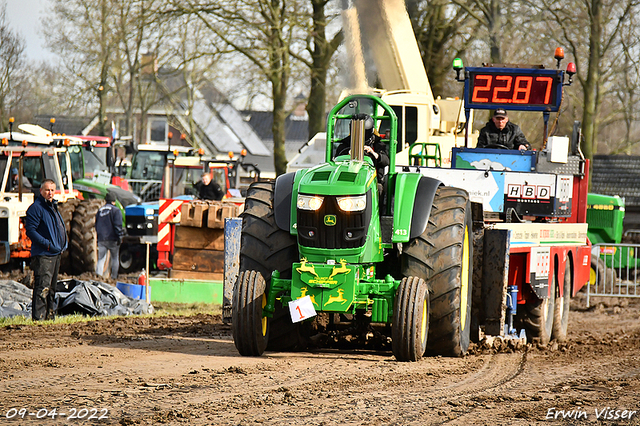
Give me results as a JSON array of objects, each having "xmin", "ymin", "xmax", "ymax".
[{"xmin": 587, "ymin": 243, "xmax": 640, "ymax": 307}]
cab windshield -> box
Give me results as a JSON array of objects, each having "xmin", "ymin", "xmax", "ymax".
[{"xmin": 129, "ymin": 151, "xmax": 166, "ymax": 181}]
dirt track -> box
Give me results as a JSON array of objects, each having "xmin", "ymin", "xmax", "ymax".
[{"xmin": 1, "ymin": 293, "xmax": 639, "ymax": 425}]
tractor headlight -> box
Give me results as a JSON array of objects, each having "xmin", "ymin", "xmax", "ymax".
[
  {"xmin": 297, "ymin": 194, "xmax": 324, "ymax": 211},
  {"xmin": 337, "ymin": 195, "xmax": 366, "ymax": 212}
]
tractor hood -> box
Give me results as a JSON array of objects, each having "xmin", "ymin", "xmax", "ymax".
[{"xmin": 297, "ymin": 160, "xmax": 377, "ymax": 196}]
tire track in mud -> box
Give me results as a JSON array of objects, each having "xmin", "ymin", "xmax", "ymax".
[{"xmin": 169, "ymin": 351, "xmax": 531, "ymax": 426}]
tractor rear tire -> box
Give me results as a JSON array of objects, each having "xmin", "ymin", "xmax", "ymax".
[
  {"xmin": 69, "ymin": 199, "xmax": 104, "ymax": 274},
  {"xmin": 518, "ymin": 277, "xmax": 555, "ymax": 345},
  {"xmin": 234, "ymin": 181, "xmax": 302, "ymax": 353},
  {"xmin": 401, "ymin": 186, "xmax": 473, "ymax": 357},
  {"xmin": 392, "ymin": 277, "xmax": 429, "ymax": 362},
  {"xmin": 552, "ymin": 261, "xmax": 571, "ymax": 342},
  {"xmin": 232, "ymin": 270, "xmax": 269, "ymax": 356},
  {"xmin": 58, "ymin": 198, "xmax": 80, "ymax": 274}
]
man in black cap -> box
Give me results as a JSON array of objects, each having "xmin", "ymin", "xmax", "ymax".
[
  {"xmin": 477, "ymin": 108, "xmax": 531, "ymax": 150},
  {"xmin": 95, "ymin": 191, "xmax": 124, "ymax": 279}
]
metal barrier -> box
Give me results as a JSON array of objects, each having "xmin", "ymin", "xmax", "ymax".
[{"xmin": 587, "ymin": 243, "xmax": 640, "ymax": 307}]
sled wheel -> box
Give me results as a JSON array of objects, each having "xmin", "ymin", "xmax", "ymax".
[
  {"xmin": 519, "ymin": 276, "xmax": 555, "ymax": 345},
  {"xmin": 392, "ymin": 277, "xmax": 429, "ymax": 362},
  {"xmin": 401, "ymin": 186, "xmax": 473, "ymax": 356},
  {"xmin": 232, "ymin": 270, "xmax": 269, "ymax": 356},
  {"xmin": 552, "ymin": 261, "xmax": 571, "ymax": 342}
]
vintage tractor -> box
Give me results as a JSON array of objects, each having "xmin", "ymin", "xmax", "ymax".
[{"xmin": 232, "ymin": 94, "xmax": 472, "ymax": 361}]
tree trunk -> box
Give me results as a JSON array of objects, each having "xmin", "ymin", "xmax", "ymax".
[
  {"xmin": 487, "ymin": 3, "xmax": 502, "ymax": 64},
  {"xmin": 269, "ymin": 0, "xmax": 289, "ymax": 177},
  {"xmin": 272, "ymin": 91, "xmax": 288, "ymax": 176},
  {"xmin": 307, "ymin": 0, "xmax": 343, "ymax": 141},
  {"xmin": 580, "ymin": 0, "xmax": 602, "ymax": 166},
  {"xmin": 306, "ymin": 1, "xmax": 328, "ymax": 141}
]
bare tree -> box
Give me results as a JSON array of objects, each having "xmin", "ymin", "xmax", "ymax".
[
  {"xmin": 531, "ymin": 0, "xmax": 637, "ymax": 161},
  {"xmin": 43, "ymin": 0, "xmax": 118, "ymax": 134},
  {"xmin": 110, "ymin": 0, "xmax": 174, "ymax": 144},
  {"xmin": 0, "ymin": 2, "xmax": 26, "ymax": 130},
  {"xmin": 406, "ymin": 0, "xmax": 475, "ymax": 97},
  {"xmin": 169, "ymin": 0, "xmax": 308, "ymax": 176},
  {"xmin": 298, "ymin": 0, "xmax": 343, "ymax": 140},
  {"xmin": 451, "ymin": 0, "xmax": 513, "ymax": 64}
]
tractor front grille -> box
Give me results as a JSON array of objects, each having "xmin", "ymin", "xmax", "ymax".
[
  {"xmin": 297, "ymin": 192, "xmax": 372, "ymax": 249},
  {"xmin": 126, "ymin": 215, "xmax": 158, "ymax": 236}
]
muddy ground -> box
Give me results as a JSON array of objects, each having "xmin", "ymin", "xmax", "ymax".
[{"xmin": 0, "ymin": 291, "xmax": 639, "ymax": 425}]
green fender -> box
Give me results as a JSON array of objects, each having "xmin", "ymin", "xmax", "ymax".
[{"xmin": 391, "ymin": 174, "xmax": 441, "ymax": 243}]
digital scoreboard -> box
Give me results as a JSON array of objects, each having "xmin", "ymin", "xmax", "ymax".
[{"xmin": 464, "ymin": 67, "xmax": 564, "ymax": 112}]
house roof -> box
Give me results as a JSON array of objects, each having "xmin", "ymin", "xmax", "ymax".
[
  {"xmin": 33, "ymin": 115, "xmax": 94, "ymax": 136},
  {"xmin": 592, "ymin": 155, "xmax": 640, "ymax": 206},
  {"xmin": 241, "ymin": 110, "xmax": 310, "ymax": 144},
  {"xmin": 237, "ymin": 110, "xmax": 312, "ymax": 177}
]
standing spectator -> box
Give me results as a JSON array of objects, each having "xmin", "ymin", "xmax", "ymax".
[
  {"xmin": 25, "ymin": 179, "xmax": 67, "ymax": 321},
  {"xmin": 195, "ymin": 172, "xmax": 224, "ymax": 200},
  {"xmin": 95, "ymin": 192, "xmax": 124, "ymax": 279}
]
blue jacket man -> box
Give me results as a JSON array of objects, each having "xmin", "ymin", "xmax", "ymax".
[
  {"xmin": 25, "ymin": 179, "xmax": 68, "ymax": 320},
  {"xmin": 95, "ymin": 192, "xmax": 124, "ymax": 279}
]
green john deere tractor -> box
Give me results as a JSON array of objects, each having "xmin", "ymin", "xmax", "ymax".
[{"xmin": 232, "ymin": 95, "xmax": 473, "ymax": 361}]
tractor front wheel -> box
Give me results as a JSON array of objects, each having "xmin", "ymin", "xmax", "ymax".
[
  {"xmin": 118, "ymin": 243, "xmax": 142, "ymax": 274},
  {"xmin": 392, "ymin": 277, "xmax": 429, "ymax": 362},
  {"xmin": 232, "ymin": 270, "xmax": 269, "ymax": 356}
]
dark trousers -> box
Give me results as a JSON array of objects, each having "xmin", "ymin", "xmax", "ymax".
[{"xmin": 31, "ymin": 255, "xmax": 61, "ymax": 321}]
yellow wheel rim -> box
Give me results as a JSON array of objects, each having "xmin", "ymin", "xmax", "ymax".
[
  {"xmin": 261, "ymin": 294, "xmax": 268, "ymax": 336},
  {"xmin": 420, "ymin": 298, "xmax": 428, "ymax": 345},
  {"xmin": 460, "ymin": 226, "xmax": 470, "ymax": 329},
  {"xmin": 589, "ymin": 267, "xmax": 596, "ymax": 285}
]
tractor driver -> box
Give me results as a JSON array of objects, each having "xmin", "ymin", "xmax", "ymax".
[
  {"xmin": 335, "ymin": 113, "xmax": 389, "ymax": 182},
  {"xmin": 9, "ymin": 167, "xmax": 32, "ymax": 192},
  {"xmin": 477, "ymin": 108, "xmax": 531, "ymax": 151}
]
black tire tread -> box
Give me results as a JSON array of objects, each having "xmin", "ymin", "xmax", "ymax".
[
  {"xmin": 58, "ymin": 198, "xmax": 80, "ymax": 273},
  {"xmin": 518, "ymin": 281, "xmax": 554, "ymax": 344},
  {"xmin": 401, "ymin": 186, "xmax": 472, "ymax": 357},
  {"xmin": 235, "ymin": 181, "xmax": 302, "ymax": 353},
  {"xmin": 232, "ymin": 270, "xmax": 268, "ymax": 356},
  {"xmin": 69, "ymin": 199, "xmax": 104, "ymax": 274},
  {"xmin": 392, "ymin": 276, "xmax": 429, "ymax": 362}
]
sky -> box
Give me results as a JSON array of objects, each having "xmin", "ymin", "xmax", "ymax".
[{"xmin": 6, "ymin": 0, "xmax": 55, "ymax": 61}]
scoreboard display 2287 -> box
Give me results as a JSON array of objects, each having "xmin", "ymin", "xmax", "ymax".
[{"xmin": 463, "ymin": 67, "xmax": 564, "ymax": 112}]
